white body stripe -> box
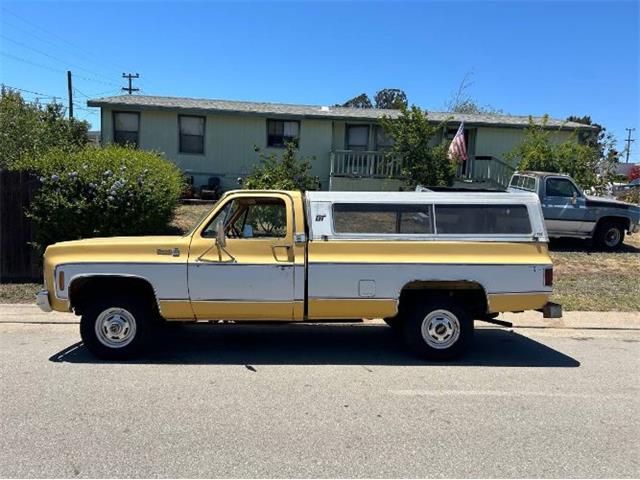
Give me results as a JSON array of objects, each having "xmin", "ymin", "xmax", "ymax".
[
  {"xmin": 188, "ymin": 263, "xmax": 295, "ymax": 302},
  {"xmin": 56, "ymin": 263, "xmax": 188, "ymax": 300},
  {"xmin": 307, "ymin": 263, "xmax": 549, "ymax": 299}
]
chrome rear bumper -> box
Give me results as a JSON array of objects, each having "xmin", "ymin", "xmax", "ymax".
[{"xmin": 36, "ymin": 289, "xmax": 52, "ymax": 312}]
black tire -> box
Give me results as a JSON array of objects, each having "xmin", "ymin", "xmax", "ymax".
[
  {"xmin": 594, "ymin": 220, "xmax": 625, "ymax": 250},
  {"xmin": 80, "ymin": 295, "xmax": 152, "ymax": 360},
  {"xmin": 401, "ymin": 300, "xmax": 473, "ymax": 360}
]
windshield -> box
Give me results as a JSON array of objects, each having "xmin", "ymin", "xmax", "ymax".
[{"xmin": 180, "ymin": 201, "xmax": 220, "ymax": 237}]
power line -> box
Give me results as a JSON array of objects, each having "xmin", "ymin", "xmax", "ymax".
[
  {"xmin": 0, "ymin": 84, "xmax": 59, "ymax": 98},
  {"xmin": 0, "ymin": 52, "xmax": 121, "ymax": 87},
  {"xmin": 1, "ymin": 34, "xmax": 119, "ymax": 85},
  {"xmin": 1, "ymin": 7, "xmax": 133, "ymax": 73}
]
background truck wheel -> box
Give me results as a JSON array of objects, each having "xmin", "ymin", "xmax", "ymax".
[
  {"xmin": 80, "ymin": 295, "xmax": 151, "ymax": 360},
  {"xmin": 402, "ymin": 300, "xmax": 473, "ymax": 360},
  {"xmin": 594, "ymin": 220, "xmax": 625, "ymax": 250}
]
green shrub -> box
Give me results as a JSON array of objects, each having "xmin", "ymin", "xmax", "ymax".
[
  {"xmin": 243, "ymin": 142, "xmax": 319, "ymax": 191},
  {"xmin": 18, "ymin": 145, "xmax": 185, "ymax": 248}
]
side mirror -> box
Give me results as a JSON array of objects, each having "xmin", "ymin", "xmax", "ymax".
[
  {"xmin": 216, "ymin": 221, "xmax": 226, "ymax": 248},
  {"xmin": 571, "ymin": 193, "xmax": 577, "ymax": 205}
]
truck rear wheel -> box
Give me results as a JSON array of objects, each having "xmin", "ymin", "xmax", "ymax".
[
  {"xmin": 402, "ymin": 300, "xmax": 473, "ymax": 360},
  {"xmin": 594, "ymin": 220, "xmax": 625, "ymax": 250},
  {"xmin": 80, "ymin": 295, "xmax": 151, "ymax": 360}
]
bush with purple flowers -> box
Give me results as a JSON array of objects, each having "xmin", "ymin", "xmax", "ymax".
[{"xmin": 17, "ymin": 145, "xmax": 184, "ymax": 248}]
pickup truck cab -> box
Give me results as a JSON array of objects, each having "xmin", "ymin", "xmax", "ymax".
[
  {"xmin": 37, "ymin": 189, "xmax": 560, "ymax": 360},
  {"xmin": 508, "ymin": 171, "xmax": 640, "ymax": 250}
]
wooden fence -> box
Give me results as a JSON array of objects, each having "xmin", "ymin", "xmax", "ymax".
[{"xmin": 0, "ymin": 170, "xmax": 41, "ymax": 281}]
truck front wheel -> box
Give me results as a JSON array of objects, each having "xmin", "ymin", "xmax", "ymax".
[
  {"xmin": 80, "ymin": 295, "xmax": 151, "ymax": 360},
  {"xmin": 402, "ymin": 301, "xmax": 473, "ymax": 360},
  {"xmin": 594, "ymin": 220, "xmax": 625, "ymax": 250}
]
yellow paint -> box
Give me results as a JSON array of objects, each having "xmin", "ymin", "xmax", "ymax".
[
  {"xmin": 307, "ymin": 298, "xmax": 398, "ymax": 320},
  {"xmin": 159, "ymin": 301, "xmax": 195, "ymax": 320},
  {"xmin": 487, "ymin": 293, "xmax": 550, "ymax": 313},
  {"xmin": 190, "ymin": 301, "xmax": 296, "ymax": 320},
  {"xmin": 308, "ymin": 240, "xmax": 551, "ymax": 265}
]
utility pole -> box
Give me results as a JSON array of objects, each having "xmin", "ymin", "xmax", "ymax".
[
  {"xmin": 121, "ymin": 73, "xmax": 140, "ymax": 95},
  {"xmin": 67, "ymin": 70, "xmax": 73, "ymax": 118},
  {"xmin": 624, "ymin": 128, "xmax": 636, "ymax": 163}
]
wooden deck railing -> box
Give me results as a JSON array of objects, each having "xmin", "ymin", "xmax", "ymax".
[{"xmin": 330, "ymin": 150, "xmax": 401, "ymax": 178}]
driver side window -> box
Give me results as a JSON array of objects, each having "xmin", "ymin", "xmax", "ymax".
[
  {"xmin": 546, "ymin": 178, "xmax": 579, "ymax": 198},
  {"xmin": 202, "ymin": 197, "xmax": 287, "ymax": 239}
]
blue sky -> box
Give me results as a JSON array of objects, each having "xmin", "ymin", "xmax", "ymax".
[{"xmin": 1, "ymin": 1, "xmax": 638, "ymax": 160}]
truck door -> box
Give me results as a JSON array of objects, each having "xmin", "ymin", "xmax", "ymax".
[
  {"xmin": 187, "ymin": 193, "xmax": 298, "ymax": 320},
  {"xmin": 543, "ymin": 177, "xmax": 590, "ymax": 235}
]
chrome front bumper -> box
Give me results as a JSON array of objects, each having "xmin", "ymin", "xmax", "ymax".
[{"xmin": 36, "ymin": 289, "xmax": 52, "ymax": 312}]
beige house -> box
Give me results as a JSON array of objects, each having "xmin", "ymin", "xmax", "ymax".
[{"xmin": 88, "ymin": 95, "xmax": 593, "ymax": 191}]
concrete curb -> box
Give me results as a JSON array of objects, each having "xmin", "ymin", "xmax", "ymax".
[{"xmin": 1, "ymin": 304, "xmax": 639, "ymax": 329}]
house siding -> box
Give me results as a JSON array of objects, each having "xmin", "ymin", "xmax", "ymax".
[
  {"xmin": 474, "ymin": 126, "xmax": 573, "ymax": 166},
  {"xmin": 98, "ymin": 105, "xmax": 584, "ymax": 191},
  {"xmin": 101, "ymin": 108, "xmax": 334, "ymax": 190}
]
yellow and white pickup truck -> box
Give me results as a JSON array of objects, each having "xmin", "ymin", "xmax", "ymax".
[{"xmin": 37, "ymin": 190, "xmax": 561, "ymax": 360}]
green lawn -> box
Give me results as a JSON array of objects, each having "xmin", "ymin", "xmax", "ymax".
[{"xmin": 1, "ymin": 204, "xmax": 638, "ymax": 311}]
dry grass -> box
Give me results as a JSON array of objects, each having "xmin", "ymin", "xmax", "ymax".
[
  {"xmin": 549, "ymin": 234, "xmax": 640, "ymax": 311},
  {"xmin": 0, "ymin": 282, "xmax": 42, "ymax": 304}
]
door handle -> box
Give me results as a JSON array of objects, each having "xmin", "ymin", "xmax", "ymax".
[{"xmin": 271, "ymin": 244, "xmax": 292, "ymax": 262}]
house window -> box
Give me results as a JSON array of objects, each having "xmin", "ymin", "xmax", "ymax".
[
  {"xmin": 179, "ymin": 115, "xmax": 205, "ymax": 154},
  {"xmin": 346, "ymin": 125, "xmax": 369, "ymax": 151},
  {"xmin": 113, "ymin": 112, "xmax": 139, "ymax": 147},
  {"xmin": 374, "ymin": 126, "xmax": 394, "ymax": 150},
  {"xmin": 267, "ymin": 119, "xmax": 300, "ymax": 148}
]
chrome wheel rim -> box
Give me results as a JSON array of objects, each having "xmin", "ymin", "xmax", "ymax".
[
  {"xmin": 421, "ymin": 309, "xmax": 460, "ymax": 349},
  {"xmin": 95, "ymin": 307, "xmax": 137, "ymax": 348},
  {"xmin": 605, "ymin": 228, "xmax": 621, "ymax": 247}
]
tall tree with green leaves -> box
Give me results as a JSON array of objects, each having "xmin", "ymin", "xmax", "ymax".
[
  {"xmin": 338, "ymin": 93, "xmax": 373, "ymax": 109},
  {"xmin": 0, "ymin": 87, "xmax": 89, "ymax": 169},
  {"xmin": 381, "ymin": 105, "xmax": 455, "ymax": 188},
  {"xmin": 507, "ymin": 116, "xmax": 608, "ymax": 190},
  {"xmin": 374, "ymin": 88, "xmax": 408, "ymax": 109}
]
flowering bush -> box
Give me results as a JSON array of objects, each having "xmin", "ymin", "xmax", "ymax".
[
  {"xmin": 17, "ymin": 145, "xmax": 184, "ymax": 249},
  {"xmin": 629, "ymin": 165, "xmax": 640, "ymax": 182}
]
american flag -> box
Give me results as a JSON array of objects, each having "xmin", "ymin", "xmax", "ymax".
[{"xmin": 448, "ymin": 122, "xmax": 468, "ymax": 163}]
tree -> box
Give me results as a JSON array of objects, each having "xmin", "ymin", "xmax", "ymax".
[
  {"xmin": 374, "ymin": 88, "xmax": 408, "ymax": 109},
  {"xmin": 0, "ymin": 87, "xmax": 89, "ymax": 169},
  {"xmin": 566, "ymin": 115, "xmax": 620, "ymax": 182},
  {"xmin": 507, "ymin": 116, "xmax": 605, "ymax": 189},
  {"xmin": 338, "ymin": 93, "xmax": 372, "ymax": 109},
  {"xmin": 445, "ymin": 72, "xmax": 504, "ymax": 115},
  {"xmin": 380, "ymin": 105, "xmax": 455, "ymax": 188},
  {"xmin": 244, "ymin": 142, "xmax": 320, "ymax": 191}
]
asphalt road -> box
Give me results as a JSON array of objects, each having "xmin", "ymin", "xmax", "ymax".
[{"xmin": 1, "ymin": 321, "xmax": 638, "ymax": 478}]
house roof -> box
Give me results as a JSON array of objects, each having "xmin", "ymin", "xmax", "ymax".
[{"xmin": 87, "ymin": 95, "xmax": 596, "ymax": 130}]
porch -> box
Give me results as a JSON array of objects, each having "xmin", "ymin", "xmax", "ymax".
[{"xmin": 328, "ymin": 150, "xmax": 516, "ymax": 191}]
